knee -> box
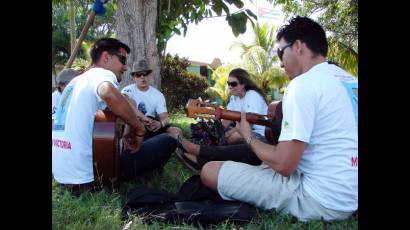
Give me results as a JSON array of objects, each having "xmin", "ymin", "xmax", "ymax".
[
  {"xmin": 200, "ymin": 161, "xmax": 223, "ymax": 191},
  {"xmin": 158, "ymin": 133, "xmax": 176, "ymax": 143},
  {"xmin": 167, "ymin": 126, "xmax": 183, "ymax": 136}
]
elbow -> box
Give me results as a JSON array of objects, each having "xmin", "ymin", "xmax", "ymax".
[
  {"xmin": 278, "ymin": 169, "xmax": 293, "ymax": 177},
  {"xmin": 276, "ymin": 163, "xmax": 297, "ymax": 177}
]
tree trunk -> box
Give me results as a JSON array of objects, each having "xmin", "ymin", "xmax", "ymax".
[{"xmin": 116, "ymin": 0, "xmax": 160, "ymax": 90}]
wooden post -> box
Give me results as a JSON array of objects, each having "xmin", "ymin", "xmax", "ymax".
[{"xmin": 65, "ymin": 10, "xmax": 96, "ymax": 68}]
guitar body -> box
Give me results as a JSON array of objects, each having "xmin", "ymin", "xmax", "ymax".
[
  {"xmin": 265, "ymin": 101, "xmax": 283, "ymax": 145},
  {"xmin": 92, "ymin": 110, "xmax": 124, "ymax": 185}
]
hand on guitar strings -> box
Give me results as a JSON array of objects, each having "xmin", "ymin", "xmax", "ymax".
[
  {"xmin": 142, "ymin": 116, "xmax": 162, "ymax": 132},
  {"xmin": 123, "ymin": 124, "xmax": 146, "ymax": 154},
  {"xmin": 238, "ymin": 111, "xmax": 252, "ymax": 140},
  {"xmin": 224, "ymin": 126, "xmax": 238, "ymax": 139}
]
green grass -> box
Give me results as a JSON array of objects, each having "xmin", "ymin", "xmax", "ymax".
[{"xmin": 52, "ymin": 113, "xmax": 358, "ymax": 229}]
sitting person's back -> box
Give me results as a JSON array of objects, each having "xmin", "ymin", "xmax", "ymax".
[{"xmin": 198, "ymin": 16, "xmax": 357, "ymax": 222}]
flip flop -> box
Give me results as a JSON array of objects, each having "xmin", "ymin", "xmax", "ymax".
[{"xmin": 174, "ymin": 147, "xmax": 200, "ymax": 173}]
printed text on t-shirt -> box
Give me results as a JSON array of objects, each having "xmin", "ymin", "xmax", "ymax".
[
  {"xmin": 351, "ymin": 156, "xmax": 358, "ymax": 167},
  {"xmin": 52, "ymin": 138, "xmax": 72, "ymax": 149}
]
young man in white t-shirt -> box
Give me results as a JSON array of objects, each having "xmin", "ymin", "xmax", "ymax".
[
  {"xmin": 121, "ymin": 59, "xmax": 182, "ymax": 140},
  {"xmin": 199, "ymin": 16, "xmax": 358, "ymax": 222},
  {"xmin": 52, "ymin": 38, "xmax": 177, "ymax": 192}
]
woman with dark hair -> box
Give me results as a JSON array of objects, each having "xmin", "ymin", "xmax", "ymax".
[
  {"xmin": 223, "ymin": 68, "xmax": 268, "ymax": 144},
  {"xmin": 174, "ymin": 68, "xmax": 269, "ymax": 173}
]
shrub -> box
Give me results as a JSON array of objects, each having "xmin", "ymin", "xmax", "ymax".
[{"xmin": 161, "ymin": 54, "xmax": 210, "ymax": 112}]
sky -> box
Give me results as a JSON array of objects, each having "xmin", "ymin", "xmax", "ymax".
[{"xmin": 166, "ymin": 0, "xmax": 286, "ymax": 65}]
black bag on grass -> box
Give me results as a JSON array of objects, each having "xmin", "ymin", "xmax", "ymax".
[{"xmin": 122, "ymin": 175, "xmax": 254, "ymax": 226}]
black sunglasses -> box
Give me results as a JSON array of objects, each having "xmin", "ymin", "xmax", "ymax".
[
  {"xmin": 277, "ymin": 41, "xmax": 294, "ymax": 61},
  {"xmin": 113, "ymin": 53, "xmax": 127, "ymax": 65},
  {"xmin": 133, "ymin": 72, "xmax": 149, "ymax": 78},
  {"xmin": 227, "ymin": 81, "xmax": 239, "ymax": 87}
]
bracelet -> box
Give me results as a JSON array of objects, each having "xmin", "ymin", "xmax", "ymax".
[{"xmin": 245, "ymin": 135, "xmax": 254, "ymax": 146}]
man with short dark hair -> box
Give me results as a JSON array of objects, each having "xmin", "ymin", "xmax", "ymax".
[
  {"xmin": 52, "ymin": 38, "xmax": 177, "ymax": 191},
  {"xmin": 199, "ymin": 16, "xmax": 358, "ymax": 221}
]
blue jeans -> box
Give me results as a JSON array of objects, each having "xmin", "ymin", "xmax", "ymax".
[{"xmin": 120, "ymin": 133, "xmax": 177, "ymax": 180}]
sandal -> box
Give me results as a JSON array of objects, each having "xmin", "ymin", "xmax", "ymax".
[
  {"xmin": 174, "ymin": 147, "xmax": 200, "ymax": 173},
  {"xmin": 176, "ymin": 134, "xmax": 188, "ymax": 152}
]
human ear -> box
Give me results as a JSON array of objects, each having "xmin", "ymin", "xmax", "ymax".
[{"xmin": 101, "ymin": 51, "xmax": 110, "ymax": 63}]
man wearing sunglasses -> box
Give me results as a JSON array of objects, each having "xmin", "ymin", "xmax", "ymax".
[
  {"xmin": 121, "ymin": 59, "xmax": 182, "ymax": 140},
  {"xmin": 52, "ymin": 38, "xmax": 177, "ymax": 192},
  {"xmin": 200, "ymin": 16, "xmax": 358, "ymax": 222}
]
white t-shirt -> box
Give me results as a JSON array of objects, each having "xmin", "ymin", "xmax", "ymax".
[
  {"xmin": 121, "ymin": 84, "xmax": 167, "ymax": 118},
  {"xmin": 227, "ymin": 90, "xmax": 268, "ymax": 136},
  {"xmin": 52, "ymin": 67, "xmax": 119, "ymax": 184},
  {"xmin": 52, "ymin": 90, "xmax": 61, "ymax": 120},
  {"xmin": 279, "ymin": 62, "xmax": 358, "ymax": 212}
]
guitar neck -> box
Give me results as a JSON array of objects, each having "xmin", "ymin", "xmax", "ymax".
[
  {"xmin": 215, "ymin": 108, "xmax": 271, "ymax": 127},
  {"xmin": 185, "ymin": 99, "xmax": 271, "ymax": 127}
]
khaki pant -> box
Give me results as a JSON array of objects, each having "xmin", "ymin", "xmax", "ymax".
[{"xmin": 217, "ymin": 161, "xmax": 354, "ymax": 221}]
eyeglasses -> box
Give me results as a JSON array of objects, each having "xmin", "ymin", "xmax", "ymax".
[
  {"xmin": 133, "ymin": 72, "xmax": 149, "ymax": 78},
  {"xmin": 227, "ymin": 81, "xmax": 239, "ymax": 87},
  {"xmin": 277, "ymin": 41, "xmax": 294, "ymax": 61},
  {"xmin": 113, "ymin": 53, "xmax": 127, "ymax": 65}
]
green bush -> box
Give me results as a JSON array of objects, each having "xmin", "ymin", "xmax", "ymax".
[{"xmin": 161, "ymin": 54, "xmax": 210, "ymax": 112}]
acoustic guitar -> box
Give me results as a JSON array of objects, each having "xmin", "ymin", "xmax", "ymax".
[
  {"xmin": 185, "ymin": 98, "xmax": 283, "ymax": 144},
  {"xmin": 92, "ymin": 109, "xmax": 125, "ymax": 185}
]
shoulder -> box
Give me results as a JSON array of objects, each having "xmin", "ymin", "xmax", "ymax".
[
  {"xmin": 331, "ymin": 65, "xmax": 357, "ymax": 84},
  {"xmin": 52, "ymin": 91, "xmax": 60, "ymax": 97},
  {"xmin": 148, "ymin": 86, "xmax": 165, "ymax": 96},
  {"xmin": 121, "ymin": 84, "xmax": 135, "ymax": 93},
  {"xmin": 52, "ymin": 91, "xmax": 61, "ymax": 101},
  {"xmin": 245, "ymin": 90, "xmax": 264, "ymax": 101},
  {"xmin": 246, "ymin": 90, "xmax": 260, "ymax": 97},
  {"xmin": 284, "ymin": 77, "xmax": 316, "ymax": 102},
  {"xmin": 87, "ymin": 68, "xmax": 119, "ymax": 87},
  {"xmin": 88, "ymin": 67, "xmax": 114, "ymax": 77},
  {"xmin": 228, "ymin": 95, "xmax": 237, "ymax": 103}
]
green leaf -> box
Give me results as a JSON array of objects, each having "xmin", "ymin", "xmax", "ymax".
[
  {"xmin": 245, "ymin": 9, "xmax": 257, "ymax": 20},
  {"xmin": 182, "ymin": 22, "xmax": 188, "ymax": 36},
  {"xmin": 211, "ymin": 1, "xmax": 223, "ymax": 16},
  {"xmin": 220, "ymin": 2, "xmax": 230, "ymax": 14},
  {"xmin": 229, "ymin": 12, "xmax": 247, "ymax": 36},
  {"xmin": 173, "ymin": 28, "xmax": 181, "ymax": 35},
  {"xmin": 231, "ymin": 0, "xmax": 244, "ymax": 8}
]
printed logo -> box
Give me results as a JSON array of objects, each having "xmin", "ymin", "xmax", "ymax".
[
  {"xmin": 283, "ymin": 121, "xmax": 289, "ymax": 129},
  {"xmin": 138, "ymin": 102, "xmax": 147, "ymax": 114},
  {"xmin": 53, "ymin": 85, "xmax": 74, "ymax": 131}
]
